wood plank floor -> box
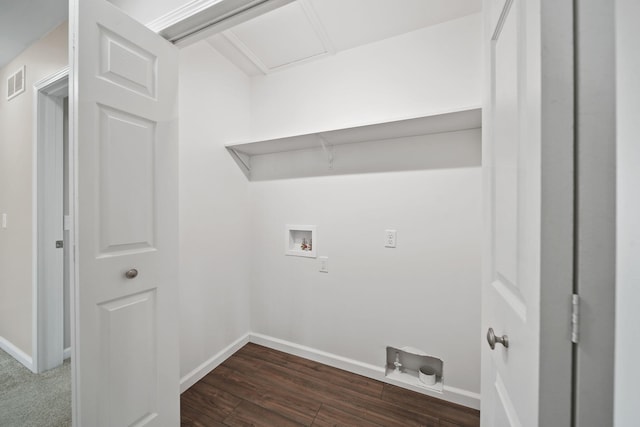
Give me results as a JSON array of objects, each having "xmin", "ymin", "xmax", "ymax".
[{"xmin": 181, "ymin": 343, "xmax": 480, "ymax": 427}]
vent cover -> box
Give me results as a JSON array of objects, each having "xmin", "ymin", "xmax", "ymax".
[{"xmin": 7, "ymin": 66, "xmax": 25, "ymax": 100}]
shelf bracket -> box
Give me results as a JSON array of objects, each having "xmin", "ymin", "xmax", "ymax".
[
  {"xmin": 318, "ymin": 135, "xmax": 334, "ymax": 169},
  {"xmin": 227, "ymin": 147, "xmax": 251, "ymax": 174}
]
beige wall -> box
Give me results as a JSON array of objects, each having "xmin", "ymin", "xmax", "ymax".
[{"xmin": 0, "ymin": 22, "xmax": 68, "ymax": 357}]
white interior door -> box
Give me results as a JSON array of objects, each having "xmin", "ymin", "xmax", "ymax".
[
  {"xmin": 42, "ymin": 91, "xmax": 64, "ymax": 371},
  {"xmin": 36, "ymin": 74, "xmax": 67, "ymax": 373},
  {"xmin": 481, "ymin": 0, "xmax": 574, "ymax": 425},
  {"xmin": 70, "ymin": 0, "xmax": 179, "ymax": 425}
]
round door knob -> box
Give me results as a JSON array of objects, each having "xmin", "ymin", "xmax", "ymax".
[
  {"xmin": 125, "ymin": 269, "xmax": 139, "ymax": 279},
  {"xmin": 487, "ymin": 327, "xmax": 509, "ymax": 350}
]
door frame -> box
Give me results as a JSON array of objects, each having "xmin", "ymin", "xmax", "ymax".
[
  {"xmin": 32, "ymin": 66, "xmax": 72, "ymax": 374},
  {"xmin": 573, "ymin": 0, "xmax": 617, "ymax": 424}
]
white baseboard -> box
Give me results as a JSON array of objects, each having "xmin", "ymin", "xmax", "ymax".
[
  {"xmin": 0, "ymin": 336, "xmax": 34, "ymax": 372},
  {"xmin": 248, "ymin": 332, "xmax": 481, "ymax": 410},
  {"xmin": 248, "ymin": 332, "xmax": 385, "ymax": 379},
  {"xmin": 63, "ymin": 346, "xmax": 71, "ymax": 360},
  {"xmin": 179, "ymin": 333, "xmax": 250, "ymax": 393}
]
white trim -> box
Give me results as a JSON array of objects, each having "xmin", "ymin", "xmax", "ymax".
[
  {"xmin": 443, "ymin": 385, "xmax": 483, "ymax": 406},
  {"xmin": 32, "ymin": 67, "xmax": 70, "ymax": 374},
  {"xmin": 179, "ymin": 333, "xmax": 250, "ymax": 393},
  {"xmin": 63, "ymin": 347, "xmax": 72, "ymax": 360},
  {"xmin": 0, "ymin": 336, "xmax": 34, "ymax": 372},
  {"xmin": 248, "ymin": 333, "xmax": 481, "ymax": 410},
  {"xmin": 146, "ymin": 0, "xmax": 227, "ymax": 34},
  {"xmin": 147, "ymin": 0, "xmax": 294, "ymax": 46},
  {"xmin": 249, "ymin": 332, "xmax": 383, "ymax": 377},
  {"xmin": 33, "ymin": 66, "xmax": 70, "ymax": 91},
  {"xmin": 69, "ymin": 4, "xmax": 79, "ymax": 424}
]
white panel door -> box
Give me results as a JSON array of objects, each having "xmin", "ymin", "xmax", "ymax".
[
  {"xmin": 39, "ymin": 84, "xmax": 65, "ymax": 373},
  {"xmin": 70, "ymin": 0, "xmax": 179, "ymax": 425},
  {"xmin": 482, "ymin": 0, "xmax": 574, "ymax": 425},
  {"xmin": 482, "ymin": 1, "xmax": 539, "ymax": 423}
]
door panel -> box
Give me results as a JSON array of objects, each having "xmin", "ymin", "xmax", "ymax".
[
  {"xmin": 99, "ymin": 290, "xmax": 157, "ymax": 426},
  {"xmin": 71, "ymin": 0, "xmax": 179, "ymax": 425},
  {"xmin": 489, "ymin": 0, "xmax": 509, "ymax": 32},
  {"xmin": 482, "ymin": 0, "xmax": 574, "ymax": 425},
  {"xmin": 493, "ymin": 5, "xmax": 519, "ymax": 288},
  {"xmin": 484, "ymin": 1, "xmax": 537, "ymax": 423},
  {"xmin": 98, "ymin": 106, "xmax": 156, "ymax": 255},
  {"xmin": 99, "ymin": 26, "xmax": 157, "ymax": 98}
]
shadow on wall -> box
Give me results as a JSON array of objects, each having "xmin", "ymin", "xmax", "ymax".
[{"xmin": 230, "ymin": 128, "xmax": 481, "ymax": 181}]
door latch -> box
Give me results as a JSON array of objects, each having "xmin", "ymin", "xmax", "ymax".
[{"xmin": 56, "ymin": 240, "xmax": 64, "ymax": 249}]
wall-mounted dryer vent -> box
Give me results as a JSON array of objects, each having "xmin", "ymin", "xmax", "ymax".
[{"xmin": 7, "ymin": 66, "xmax": 26, "ymax": 100}]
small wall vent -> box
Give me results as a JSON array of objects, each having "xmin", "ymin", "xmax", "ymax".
[{"xmin": 7, "ymin": 66, "xmax": 26, "ymax": 100}]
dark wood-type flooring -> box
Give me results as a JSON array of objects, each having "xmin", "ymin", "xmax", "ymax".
[{"xmin": 181, "ymin": 343, "xmax": 480, "ymax": 427}]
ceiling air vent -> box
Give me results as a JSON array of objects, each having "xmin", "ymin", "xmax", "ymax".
[{"xmin": 7, "ymin": 66, "xmax": 26, "ymax": 101}]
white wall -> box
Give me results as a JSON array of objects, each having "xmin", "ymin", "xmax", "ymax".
[
  {"xmin": 249, "ymin": 150, "xmax": 482, "ymax": 396},
  {"xmin": 249, "ymin": 14, "xmax": 481, "ymax": 140},
  {"xmin": 246, "ymin": 13, "xmax": 483, "ymax": 401},
  {"xmin": 615, "ymin": 0, "xmax": 640, "ymax": 425},
  {"xmin": 178, "ymin": 41, "xmax": 252, "ymax": 379},
  {"xmin": 0, "ymin": 22, "xmax": 68, "ymax": 359}
]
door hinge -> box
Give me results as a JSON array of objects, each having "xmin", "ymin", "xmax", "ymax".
[{"xmin": 571, "ymin": 293, "xmax": 580, "ymax": 344}]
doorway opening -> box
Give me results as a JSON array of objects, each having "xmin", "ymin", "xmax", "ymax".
[{"xmin": 33, "ymin": 67, "xmax": 71, "ymax": 373}]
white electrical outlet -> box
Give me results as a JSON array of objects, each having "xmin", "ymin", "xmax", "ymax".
[
  {"xmin": 385, "ymin": 229, "xmax": 397, "ymax": 248},
  {"xmin": 1, "ymin": 213, "xmax": 6, "ymax": 229},
  {"xmin": 319, "ymin": 256, "xmax": 329, "ymax": 273}
]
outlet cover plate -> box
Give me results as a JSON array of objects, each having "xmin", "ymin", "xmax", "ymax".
[
  {"xmin": 385, "ymin": 229, "xmax": 397, "ymax": 248},
  {"xmin": 319, "ymin": 256, "xmax": 328, "ymax": 273}
]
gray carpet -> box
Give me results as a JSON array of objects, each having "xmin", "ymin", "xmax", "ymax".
[{"xmin": 0, "ymin": 348, "xmax": 71, "ymax": 427}]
